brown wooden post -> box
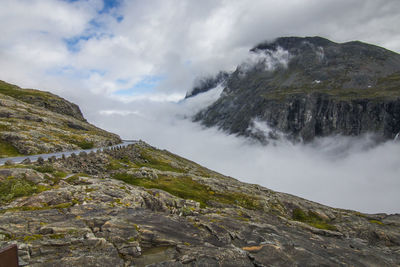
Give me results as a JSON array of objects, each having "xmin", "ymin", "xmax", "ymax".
[{"xmin": 0, "ymin": 244, "xmax": 19, "ymax": 267}]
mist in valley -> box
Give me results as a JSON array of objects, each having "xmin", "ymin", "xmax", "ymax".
[{"xmin": 94, "ymin": 88, "xmax": 400, "ymax": 214}]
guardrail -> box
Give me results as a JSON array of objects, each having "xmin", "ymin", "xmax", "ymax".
[{"xmin": 0, "ymin": 140, "xmax": 137, "ymax": 166}]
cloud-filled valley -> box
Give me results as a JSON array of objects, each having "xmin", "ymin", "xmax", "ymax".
[{"xmin": 94, "ymin": 89, "xmax": 400, "ymax": 214}]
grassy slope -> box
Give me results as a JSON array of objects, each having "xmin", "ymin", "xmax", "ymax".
[
  {"xmin": 0, "ymin": 80, "xmax": 121, "ymax": 157},
  {"xmin": 0, "ymin": 80, "xmax": 59, "ymax": 101},
  {"xmin": 261, "ymin": 72, "xmax": 400, "ymax": 101}
]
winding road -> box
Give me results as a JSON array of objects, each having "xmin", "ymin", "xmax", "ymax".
[{"xmin": 0, "ymin": 140, "xmax": 137, "ymax": 165}]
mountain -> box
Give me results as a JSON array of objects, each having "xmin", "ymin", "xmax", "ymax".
[
  {"xmin": 0, "ymin": 80, "xmax": 121, "ymax": 157},
  {"xmin": 0, "ymin": 142, "xmax": 399, "ymax": 266},
  {"xmin": 188, "ymin": 36, "xmax": 400, "ymax": 143}
]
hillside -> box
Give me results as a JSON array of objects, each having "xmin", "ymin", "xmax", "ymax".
[
  {"xmin": 0, "ymin": 142, "xmax": 399, "ymax": 266},
  {"xmin": 189, "ymin": 37, "xmax": 400, "ymax": 143},
  {"xmin": 0, "ymin": 80, "xmax": 121, "ymax": 157}
]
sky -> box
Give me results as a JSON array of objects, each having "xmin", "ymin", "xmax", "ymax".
[{"xmin": 1, "ymin": 0, "xmax": 400, "ymax": 213}]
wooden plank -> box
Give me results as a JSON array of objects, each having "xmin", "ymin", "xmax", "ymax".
[{"xmin": 0, "ymin": 244, "xmax": 19, "ymax": 267}]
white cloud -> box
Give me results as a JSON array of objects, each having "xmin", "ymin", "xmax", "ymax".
[
  {"xmin": 94, "ymin": 95, "xmax": 400, "ymax": 214},
  {"xmin": 238, "ymin": 47, "xmax": 291, "ymax": 74}
]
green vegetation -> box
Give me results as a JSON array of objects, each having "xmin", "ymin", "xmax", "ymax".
[
  {"xmin": 369, "ymin": 219, "xmax": 384, "ymax": 225},
  {"xmin": 23, "ymin": 234, "xmax": 43, "ymax": 242},
  {"xmin": 377, "ymin": 72, "xmax": 400, "ymax": 86},
  {"xmin": 0, "ymin": 202, "xmax": 74, "ymax": 214},
  {"xmin": 292, "ymin": 208, "xmax": 337, "ymax": 231},
  {"xmin": 0, "ymin": 124, "xmax": 11, "ymax": 131},
  {"xmin": 34, "ymin": 164, "xmax": 55, "ymax": 173},
  {"xmin": 106, "ymin": 159, "xmax": 129, "ymax": 170},
  {"xmin": 0, "ymin": 80, "xmax": 56, "ymax": 101},
  {"xmin": 0, "ymin": 140, "xmax": 21, "ymax": 158},
  {"xmin": 77, "ymin": 140, "xmax": 94, "ymax": 149},
  {"xmin": 49, "ymin": 233, "xmax": 65, "ymax": 239},
  {"xmin": 65, "ymin": 173, "xmax": 89, "ymax": 184},
  {"xmin": 134, "ymin": 146, "xmax": 185, "ymax": 173},
  {"xmin": 263, "ymin": 87, "xmax": 400, "ymax": 101},
  {"xmin": 54, "ymin": 171, "xmax": 67, "ymax": 178},
  {"xmin": 113, "ymin": 173, "xmax": 262, "ymax": 210},
  {"xmin": 259, "ymin": 70, "xmax": 400, "ymax": 102},
  {"xmin": 0, "ymin": 176, "xmax": 49, "ymax": 204}
]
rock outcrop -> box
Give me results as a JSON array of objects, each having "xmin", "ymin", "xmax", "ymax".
[
  {"xmin": 0, "ymin": 80, "xmax": 85, "ymax": 122},
  {"xmin": 0, "ymin": 80, "xmax": 121, "ymax": 157},
  {"xmin": 0, "ymin": 142, "xmax": 399, "ymax": 266},
  {"xmin": 189, "ymin": 37, "xmax": 400, "ymax": 142}
]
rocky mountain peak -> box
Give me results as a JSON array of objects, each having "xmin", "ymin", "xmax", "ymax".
[
  {"xmin": 251, "ymin": 36, "xmax": 336, "ymax": 52},
  {"xmin": 189, "ymin": 37, "xmax": 400, "ymax": 142}
]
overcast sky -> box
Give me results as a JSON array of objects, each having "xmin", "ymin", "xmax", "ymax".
[
  {"xmin": 1, "ymin": 0, "xmax": 400, "ymax": 110},
  {"xmin": 1, "ymin": 0, "xmax": 400, "ymax": 213}
]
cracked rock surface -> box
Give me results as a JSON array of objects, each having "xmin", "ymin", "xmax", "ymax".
[{"xmin": 0, "ymin": 143, "xmax": 399, "ymax": 266}]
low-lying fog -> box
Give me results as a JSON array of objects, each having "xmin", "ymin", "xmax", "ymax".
[{"xmin": 92, "ymin": 88, "xmax": 400, "ymax": 214}]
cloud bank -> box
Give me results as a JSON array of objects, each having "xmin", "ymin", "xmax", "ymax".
[
  {"xmin": 96, "ymin": 93, "xmax": 400, "ymax": 214},
  {"xmin": 238, "ymin": 47, "xmax": 291, "ymax": 75}
]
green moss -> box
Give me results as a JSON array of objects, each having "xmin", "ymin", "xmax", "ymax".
[
  {"xmin": 106, "ymin": 159, "xmax": 127, "ymax": 170},
  {"xmin": 0, "ymin": 80, "xmax": 56, "ymax": 101},
  {"xmin": 113, "ymin": 173, "xmax": 262, "ymax": 210},
  {"xmin": 65, "ymin": 174, "xmax": 80, "ymax": 184},
  {"xmin": 120, "ymin": 156, "xmax": 131, "ymax": 164},
  {"xmin": 135, "ymin": 158, "xmax": 183, "ymax": 173},
  {"xmin": 0, "ymin": 232, "xmax": 14, "ymax": 241},
  {"xmin": 34, "ymin": 165, "xmax": 55, "ymax": 173},
  {"xmin": 0, "ymin": 124, "xmax": 11, "ymax": 131},
  {"xmin": 262, "ymin": 81, "xmax": 400, "ymax": 101},
  {"xmin": 369, "ymin": 219, "xmax": 384, "ymax": 225},
  {"xmin": 23, "ymin": 234, "xmax": 43, "ymax": 242},
  {"xmin": 292, "ymin": 208, "xmax": 337, "ymax": 231},
  {"xmin": 49, "ymin": 233, "xmax": 65, "ymax": 239},
  {"xmin": 0, "ymin": 140, "xmax": 21, "ymax": 158},
  {"xmin": 0, "ymin": 201, "xmax": 74, "ymax": 214},
  {"xmin": 0, "ymin": 206, "xmax": 45, "ymax": 214},
  {"xmin": 84, "ymin": 187, "xmax": 96, "ymax": 192},
  {"xmin": 64, "ymin": 173, "xmax": 89, "ymax": 184},
  {"xmin": 127, "ymin": 237, "xmax": 137, "ymax": 242},
  {"xmin": 77, "ymin": 140, "xmax": 94, "ymax": 149},
  {"xmin": 53, "ymin": 203, "xmax": 72, "ymax": 209},
  {"xmin": 0, "ymin": 176, "xmax": 49, "ymax": 203},
  {"xmin": 134, "ymin": 146, "xmax": 185, "ymax": 173},
  {"xmin": 54, "ymin": 171, "xmax": 67, "ymax": 178}
]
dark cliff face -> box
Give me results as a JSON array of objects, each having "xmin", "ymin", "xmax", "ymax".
[{"xmin": 190, "ymin": 36, "xmax": 400, "ymax": 142}]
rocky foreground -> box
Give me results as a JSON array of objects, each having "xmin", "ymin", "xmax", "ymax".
[
  {"xmin": 0, "ymin": 80, "xmax": 121, "ymax": 158},
  {"xmin": 0, "ymin": 142, "xmax": 399, "ymax": 266}
]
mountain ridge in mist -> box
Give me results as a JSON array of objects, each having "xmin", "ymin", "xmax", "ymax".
[{"xmin": 188, "ymin": 36, "xmax": 400, "ymax": 143}]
